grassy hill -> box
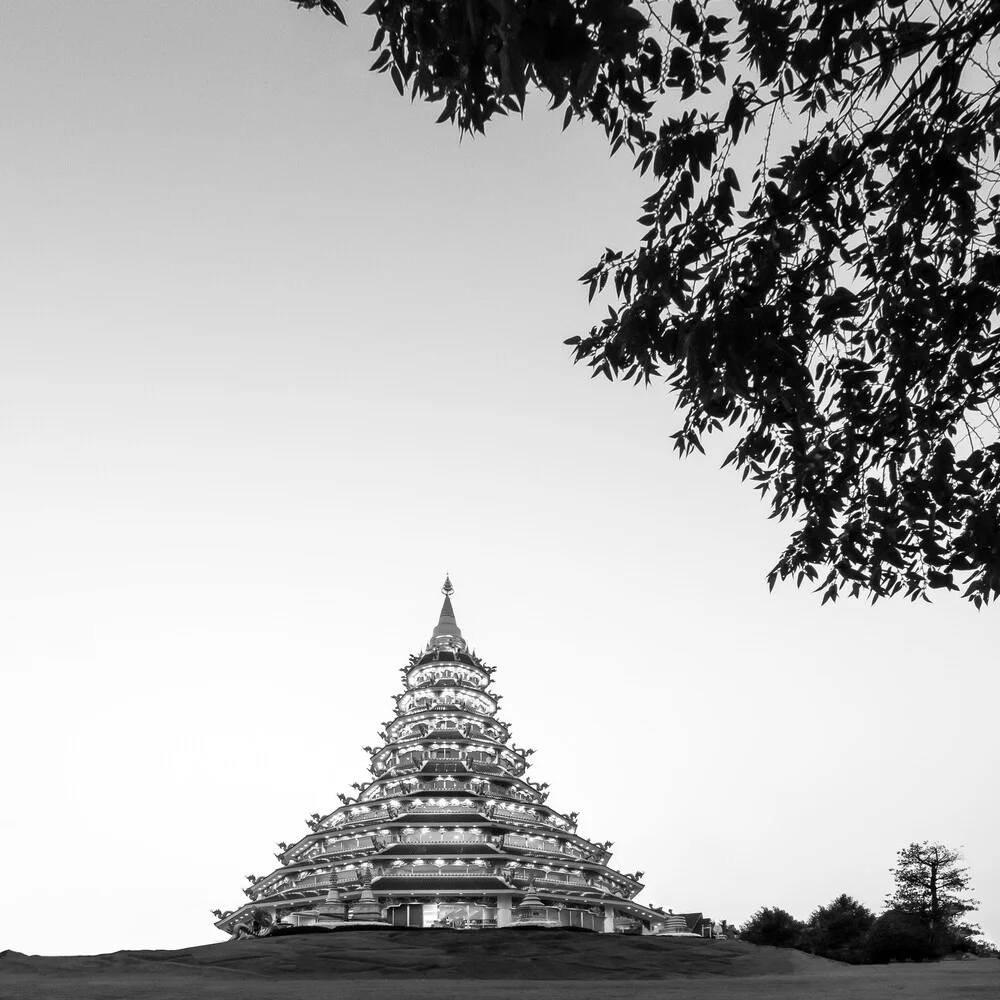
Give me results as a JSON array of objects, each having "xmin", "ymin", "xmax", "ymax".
[
  {"xmin": 3, "ymin": 928, "xmax": 997, "ymax": 1000},
  {"xmin": 0, "ymin": 927, "xmax": 833, "ymax": 980}
]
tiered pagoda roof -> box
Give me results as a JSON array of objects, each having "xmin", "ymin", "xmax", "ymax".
[{"xmin": 214, "ymin": 579, "xmax": 665, "ymax": 934}]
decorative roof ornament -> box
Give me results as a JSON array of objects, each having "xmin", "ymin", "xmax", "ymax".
[{"xmin": 431, "ymin": 575, "xmax": 464, "ymax": 648}]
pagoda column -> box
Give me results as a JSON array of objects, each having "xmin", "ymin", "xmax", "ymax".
[
  {"xmin": 603, "ymin": 904, "xmax": 615, "ymax": 934},
  {"xmin": 496, "ymin": 893, "xmax": 513, "ymax": 928}
]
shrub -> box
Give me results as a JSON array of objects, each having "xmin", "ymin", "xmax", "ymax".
[
  {"xmin": 864, "ymin": 909, "xmax": 938, "ymax": 963},
  {"xmin": 801, "ymin": 894, "xmax": 875, "ymax": 965},
  {"xmin": 739, "ymin": 907, "xmax": 805, "ymax": 949}
]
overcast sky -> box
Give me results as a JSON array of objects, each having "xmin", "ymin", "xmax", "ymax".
[{"xmin": 1, "ymin": 1, "xmax": 996, "ymax": 957}]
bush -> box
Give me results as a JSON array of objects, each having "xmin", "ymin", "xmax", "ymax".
[
  {"xmin": 864, "ymin": 909, "xmax": 938, "ymax": 963},
  {"xmin": 739, "ymin": 907, "xmax": 805, "ymax": 949},
  {"xmin": 800, "ymin": 894, "xmax": 875, "ymax": 965}
]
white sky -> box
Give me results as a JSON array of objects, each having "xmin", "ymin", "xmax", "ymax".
[{"xmin": 1, "ymin": 0, "xmax": 996, "ymax": 957}]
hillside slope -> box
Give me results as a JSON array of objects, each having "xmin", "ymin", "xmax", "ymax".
[{"xmin": 0, "ymin": 928, "xmax": 842, "ymax": 980}]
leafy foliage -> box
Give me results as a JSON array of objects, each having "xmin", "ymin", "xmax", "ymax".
[
  {"xmin": 294, "ymin": 0, "xmax": 662, "ymax": 133},
  {"xmin": 799, "ymin": 893, "xmax": 875, "ymax": 964},
  {"xmin": 864, "ymin": 907, "xmax": 938, "ymax": 963},
  {"xmin": 885, "ymin": 841, "xmax": 979, "ymax": 939},
  {"xmin": 738, "ymin": 905, "xmax": 805, "ymax": 947},
  {"xmin": 960, "ymin": 935, "xmax": 1000, "ymax": 958},
  {"xmin": 294, "ymin": 0, "xmax": 1000, "ymax": 603}
]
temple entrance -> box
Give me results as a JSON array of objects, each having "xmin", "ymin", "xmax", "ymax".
[
  {"xmin": 389, "ymin": 904, "xmax": 424, "ymax": 927},
  {"xmin": 434, "ymin": 902, "xmax": 498, "ymax": 929},
  {"xmin": 559, "ymin": 908, "xmax": 602, "ymax": 932}
]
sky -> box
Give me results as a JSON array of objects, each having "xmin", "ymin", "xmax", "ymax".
[{"xmin": 1, "ymin": 0, "xmax": 997, "ymax": 957}]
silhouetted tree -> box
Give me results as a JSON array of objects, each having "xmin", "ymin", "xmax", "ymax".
[
  {"xmin": 885, "ymin": 841, "xmax": 979, "ymax": 949},
  {"xmin": 294, "ymin": 0, "xmax": 1000, "ymax": 604},
  {"xmin": 800, "ymin": 893, "xmax": 875, "ymax": 964},
  {"xmin": 739, "ymin": 906, "xmax": 804, "ymax": 948}
]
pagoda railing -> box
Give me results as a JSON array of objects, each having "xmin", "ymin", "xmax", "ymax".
[
  {"xmin": 509, "ymin": 867, "xmax": 591, "ymax": 888},
  {"xmin": 492, "ymin": 805, "xmax": 543, "ymax": 824},
  {"xmin": 339, "ymin": 807, "xmax": 391, "ymax": 825},
  {"xmin": 503, "ymin": 834, "xmax": 565, "ymax": 854},
  {"xmin": 395, "ymin": 780, "xmax": 532, "ymax": 802},
  {"xmin": 397, "ymin": 692, "xmax": 497, "ymax": 716},
  {"xmin": 382, "ymin": 749, "xmax": 521, "ymax": 769},
  {"xmin": 500, "ymin": 835, "xmax": 592, "ymax": 862},
  {"xmin": 252, "ymin": 874, "xmax": 337, "ymax": 897},
  {"xmin": 408, "ymin": 667, "xmax": 487, "ymax": 688},
  {"xmin": 401, "ymin": 801, "xmax": 483, "ymax": 816},
  {"xmin": 375, "ymin": 756, "xmax": 527, "ymax": 780},
  {"xmin": 389, "ymin": 710, "xmax": 505, "ymax": 736},
  {"xmin": 323, "ymin": 836, "xmax": 377, "ymax": 856},
  {"xmin": 395, "ymin": 835, "xmax": 488, "ymax": 845},
  {"xmin": 292, "ymin": 874, "xmax": 336, "ymax": 889},
  {"xmin": 378, "ymin": 865, "xmax": 498, "ymax": 878},
  {"xmin": 380, "ymin": 786, "xmax": 534, "ymax": 808}
]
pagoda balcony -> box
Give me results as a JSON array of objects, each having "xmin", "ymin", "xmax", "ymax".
[
  {"xmin": 251, "ymin": 874, "xmax": 336, "ymax": 898},
  {"xmin": 493, "ymin": 808, "xmax": 575, "ymax": 835},
  {"xmin": 273, "ymin": 870, "xmax": 364, "ymax": 892},
  {"xmin": 338, "ymin": 807, "xmax": 392, "ymax": 826},
  {"xmin": 413, "ymin": 780, "xmax": 534, "ymax": 802},
  {"xmin": 379, "ymin": 864, "xmax": 500, "ymax": 878},
  {"xmin": 407, "ymin": 665, "xmax": 488, "ymax": 689},
  {"xmin": 508, "ymin": 867, "xmax": 591, "ymax": 889},
  {"xmin": 290, "ymin": 874, "xmax": 336, "ymax": 890},
  {"xmin": 365, "ymin": 782, "xmax": 534, "ymax": 806},
  {"xmin": 319, "ymin": 835, "xmax": 379, "ymax": 856},
  {"xmin": 395, "ymin": 834, "xmax": 489, "ymax": 845},
  {"xmin": 502, "ymin": 833, "xmax": 585, "ymax": 858},
  {"xmin": 377, "ymin": 748, "xmax": 523, "ymax": 775},
  {"xmin": 402, "ymin": 800, "xmax": 484, "ymax": 816},
  {"xmin": 387, "ymin": 712, "xmax": 509, "ymax": 744},
  {"xmin": 491, "ymin": 804, "xmax": 553, "ymax": 825},
  {"xmin": 397, "ymin": 690, "xmax": 497, "ymax": 717}
]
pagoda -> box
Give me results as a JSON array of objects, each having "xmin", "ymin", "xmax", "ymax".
[{"xmin": 214, "ymin": 579, "xmax": 666, "ymax": 935}]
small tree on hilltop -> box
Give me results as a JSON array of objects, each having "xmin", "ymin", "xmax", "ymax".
[
  {"xmin": 885, "ymin": 841, "xmax": 979, "ymax": 952},
  {"xmin": 739, "ymin": 906, "xmax": 805, "ymax": 949},
  {"xmin": 800, "ymin": 893, "xmax": 875, "ymax": 964}
]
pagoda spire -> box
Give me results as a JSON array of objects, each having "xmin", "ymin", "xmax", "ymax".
[{"xmin": 431, "ymin": 574, "xmax": 463, "ymax": 643}]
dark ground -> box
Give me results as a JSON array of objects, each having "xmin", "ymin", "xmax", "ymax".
[{"xmin": 2, "ymin": 927, "xmax": 997, "ymax": 999}]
